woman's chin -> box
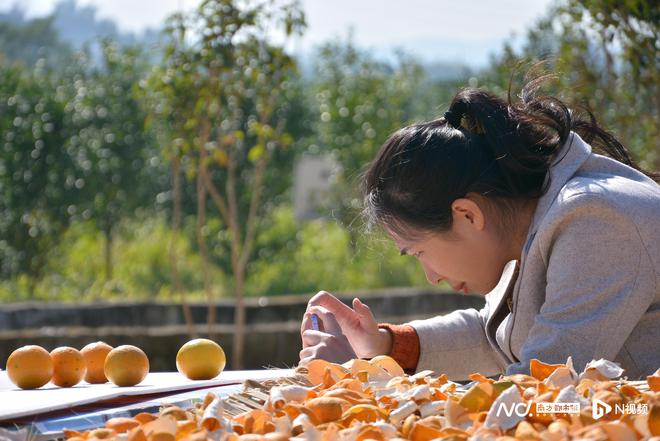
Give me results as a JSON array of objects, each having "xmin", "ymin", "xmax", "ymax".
[{"xmin": 468, "ymin": 282, "xmax": 491, "ymax": 296}]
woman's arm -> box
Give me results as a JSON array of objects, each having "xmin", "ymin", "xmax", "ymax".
[
  {"xmin": 377, "ymin": 323, "xmax": 419, "ymax": 374},
  {"xmin": 407, "ymin": 305, "xmax": 505, "ymax": 380}
]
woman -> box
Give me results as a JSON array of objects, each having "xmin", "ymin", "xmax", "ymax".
[{"xmin": 299, "ymin": 77, "xmax": 660, "ymax": 380}]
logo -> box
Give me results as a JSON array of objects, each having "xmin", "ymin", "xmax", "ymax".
[
  {"xmin": 496, "ymin": 398, "xmax": 646, "ymax": 420},
  {"xmin": 496, "ymin": 402, "xmax": 533, "ymax": 417},
  {"xmin": 495, "ymin": 402, "xmax": 581, "ymax": 417},
  {"xmin": 592, "ymin": 398, "xmax": 612, "ymax": 420}
]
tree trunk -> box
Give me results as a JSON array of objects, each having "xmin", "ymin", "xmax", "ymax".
[
  {"xmin": 230, "ymin": 153, "xmax": 268, "ymax": 370},
  {"xmin": 170, "ymin": 157, "xmax": 196, "ymax": 339},
  {"xmin": 104, "ymin": 226, "xmax": 113, "ymax": 281},
  {"xmin": 232, "ymin": 267, "xmax": 246, "ymax": 369},
  {"xmin": 196, "ymin": 119, "xmax": 216, "ymax": 338},
  {"xmin": 202, "ymin": 108, "xmax": 276, "ymax": 369}
]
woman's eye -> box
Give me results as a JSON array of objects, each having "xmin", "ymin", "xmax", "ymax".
[{"xmin": 413, "ymin": 251, "xmax": 424, "ymax": 258}]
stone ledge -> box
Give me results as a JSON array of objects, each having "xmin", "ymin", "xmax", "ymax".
[{"xmin": 0, "ymin": 290, "xmax": 483, "ymax": 330}]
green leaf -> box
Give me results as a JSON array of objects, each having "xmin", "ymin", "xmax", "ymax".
[{"xmin": 248, "ymin": 144, "xmax": 265, "ymax": 162}]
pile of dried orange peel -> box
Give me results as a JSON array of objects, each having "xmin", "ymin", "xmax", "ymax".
[{"xmin": 65, "ymin": 356, "xmax": 659, "ymax": 441}]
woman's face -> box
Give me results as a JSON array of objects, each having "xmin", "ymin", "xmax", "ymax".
[{"xmin": 389, "ymin": 196, "xmax": 517, "ymax": 295}]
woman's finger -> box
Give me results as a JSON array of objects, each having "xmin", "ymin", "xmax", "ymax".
[
  {"xmin": 300, "ymin": 311, "xmax": 313, "ymax": 335},
  {"xmin": 299, "ymin": 340, "xmax": 355, "ymax": 366},
  {"xmin": 307, "ymin": 306, "xmax": 344, "ymax": 337},
  {"xmin": 301, "ymin": 310, "xmax": 325, "ymax": 333},
  {"xmin": 299, "ymin": 356, "xmax": 314, "ymax": 367},
  {"xmin": 307, "ymin": 291, "xmax": 360, "ymax": 328},
  {"xmin": 301, "ymin": 313, "xmax": 325, "ymax": 350},
  {"xmin": 301, "ymin": 329, "xmax": 331, "ymax": 347},
  {"xmin": 352, "ymin": 297, "xmax": 377, "ymax": 328},
  {"xmin": 299, "ymin": 347, "xmax": 314, "ymax": 363}
]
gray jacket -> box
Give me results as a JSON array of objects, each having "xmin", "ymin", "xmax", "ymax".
[{"xmin": 408, "ymin": 132, "xmax": 660, "ymax": 380}]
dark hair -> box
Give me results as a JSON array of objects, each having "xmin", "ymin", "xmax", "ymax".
[{"xmin": 363, "ymin": 76, "xmax": 657, "ymax": 238}]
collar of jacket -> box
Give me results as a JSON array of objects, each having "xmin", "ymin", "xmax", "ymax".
[
  {"xmin": 526, "ymin": 131, "xmax": 592, "ymax": 239},
  {"xmin": 486, "ymin": 260, "xmax": 519, "ymax": 315},
  {"xmin": 482, "ymin": 132, "xmax": 592, "ymax": 360},
  {"xmin": 483, "ymin": 259, "xmax": 519, "ymax": 369}
]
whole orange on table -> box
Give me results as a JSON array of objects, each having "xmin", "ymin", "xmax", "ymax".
[
  {"xmin": 51, "ymin": 346, "xmax": 86, "ymax": 387},
  {"xmin": 176, "ymin": 338, "xmax": 226, "ymax": 380},
  {"xmin": 81, "ymin": 341, "xmax": 113, "ymax": 384},
  {"xmin": 104, "ymin": 345, "xmax": 149, "ymax": 387},
  {"xmin": 6, "ymin": 345, "xmax": 53, "ymax": 389}
]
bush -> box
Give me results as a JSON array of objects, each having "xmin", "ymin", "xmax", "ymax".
[
  {"xmin": 246, "ymin": 205, "xmax": 426, "ymax": 296},
  {"xmin": 0, "ymin": 206, "xmax": 427, "ymax": 302},
  {"xmin": 0, "ymin": 216, "xmax": 225, "ymax": 302}
]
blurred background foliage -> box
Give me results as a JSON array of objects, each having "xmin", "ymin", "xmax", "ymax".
[{"xmin": 0, "ymin": 0, "xmax": 657, "ymax": 303}]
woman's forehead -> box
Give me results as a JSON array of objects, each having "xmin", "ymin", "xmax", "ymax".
[{"xmin": 385, "ymin": 225, "xmax": 427, "ymax": 248}]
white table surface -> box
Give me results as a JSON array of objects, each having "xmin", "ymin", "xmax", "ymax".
[{"xmin": 0, "ymin": 369, "xmax": 294, "ymax": 422}]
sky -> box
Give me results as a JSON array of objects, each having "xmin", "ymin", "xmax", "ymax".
[{"xmin": 0, "ymin": 0, "xmax": 555, "ymax": 67}]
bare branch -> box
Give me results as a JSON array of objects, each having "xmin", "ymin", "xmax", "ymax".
[
  {"xmin": 239, "ymin": 153, "xmax": 268, "ymax": 270},
  {"xmin": 170, "ymin": 156, "xmax": 196, "ymax": 339},
  {"xmin": 239, "ymin": 93, "xmax": 282, "ymax": 269},
  {"xmin": 226, "ymin": 142, "xmax": 242, "ymax": 272},
  {"xmin": 196, "ymin": 118, "xmax": 216, "ymax": 338},
  {"xmin": 202, "ymin": 169, "xmax": 231, "ymax": 226}
]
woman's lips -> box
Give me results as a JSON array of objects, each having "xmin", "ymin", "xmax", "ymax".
[{"xmin": 459, "ymin": 283, "xmax": 469, "ymax": 294}]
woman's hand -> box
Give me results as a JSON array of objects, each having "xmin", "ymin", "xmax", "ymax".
[
  {"xmin": 300, "ymin": 291, "xmax": 392, "ymax": 359},
  {"xmin": 299, "ymin": 306, "xmax": 357, "ymax": 365}
]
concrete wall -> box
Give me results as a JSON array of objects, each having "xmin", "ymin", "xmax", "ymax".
[
  {"xmin": 293, "ymin": 154, "xmax": 340, "ymax": 220},
  {"xmin": 0, "ymin": 288, "xmax": 484, "ymax": 370}
]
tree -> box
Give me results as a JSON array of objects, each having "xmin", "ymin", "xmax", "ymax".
[
  {"xmin": 485, "ymin": 0, "xmax": 659, "ymax": 170},
  {"xmin": 0, "ymin": 60, "xmax": 77, "ymax": 291},
  {"xmin": 153, "ymin": 0, "xmax": 305, "ymax": 368},
  {"xmin": 0, "ymin": 15, "xmax": 73, "ymax": 69},
  {"xmin": 142, "ymin": 12, "xmax": 200, "ymax": 337},
  {"xmin": 309, "ymin": 39, "xmax": 444, "ymax": 243},
  {"xmin": 66, "ymin": 41, "xmax": 162, "ymax": 283}
]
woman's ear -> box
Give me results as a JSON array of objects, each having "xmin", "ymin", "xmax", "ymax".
[{"xmin": 451, "ymin": 196, "xmax": 486, "ymax": 231}]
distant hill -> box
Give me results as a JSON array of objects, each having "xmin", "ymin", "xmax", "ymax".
[
  {"xmin": 1, "ymin": 0, "xmax": 472, "ymax": 80},
  {"xmin": 49, "ymin": 0, "xmax": 160, "ymax": 48},
  {"xmin": 0, "ymin": 0, "xmax": 159, "ymax": 65}
]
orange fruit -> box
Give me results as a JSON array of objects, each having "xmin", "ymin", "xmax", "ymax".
[
  {"xmin": 81, "ymin": 341, "xmax": 113, "ymax": 384},
  {"xmin": 104, "ymin": 345, "xmax": 149, "ymax": 387},
  {"xmin": 51, "ymin": 346, "xmax": 86, "ymax": 387},
  {"xmin": 176, "ymin": 338, "xmax": 226, "ymax": 380},
  {"xmin": 6, "ymin": 345, "xmax": 53, "ymax": 389}
]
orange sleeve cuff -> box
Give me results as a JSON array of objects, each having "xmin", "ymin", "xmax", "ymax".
[{"xmin": 378, "ymin": 323, "xmax": 420, "ymax": 374}]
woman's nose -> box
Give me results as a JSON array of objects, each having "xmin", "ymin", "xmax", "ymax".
[{"xmin": 421, "ymin": 263, "xmax": 442, "ymax": 285}]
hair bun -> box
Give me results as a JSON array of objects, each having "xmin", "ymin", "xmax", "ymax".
[{"xmin": 443, "ymin": 111, "xmax": 462, "ymax": 129}]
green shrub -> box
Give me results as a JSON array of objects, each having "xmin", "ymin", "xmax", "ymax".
[
  {"xmin": 246, "ymin": 205, "xmax": 426, "ymax": 296},
  {"xmin": 0, "ymin": 206, "xmax": 428, "ymax": 303}
]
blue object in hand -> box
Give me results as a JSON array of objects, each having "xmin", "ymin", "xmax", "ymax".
[{"xmin": 311, "ymin": 313, "xmax": 320, "ymax": 331}]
